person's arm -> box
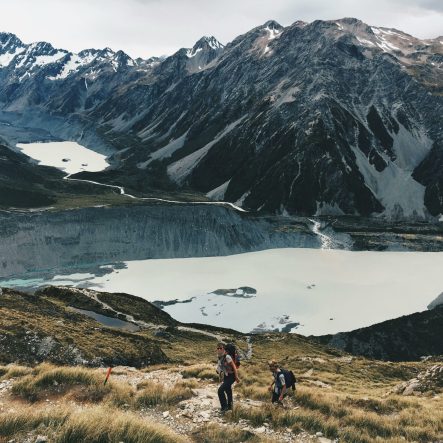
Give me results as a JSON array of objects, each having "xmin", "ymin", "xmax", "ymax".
[
  {"xmin": 279, "ymin": 384, "xmax": 287, "ymax": 400},
  {"xmin": 278, "ymin": 373, "xmax": 286, "ymax": 400},
  {"xmin": 216, "ymin": 364, "xmax": 222, "ymax": 382},
  {"xmin": 268, "ymin": 379, "xmax": 275, "ymax": 392}
]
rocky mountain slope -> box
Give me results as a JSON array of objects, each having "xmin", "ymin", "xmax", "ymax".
[
  {"xmin": 1, "ymin": 18, "xmax": 442, "ymax": 218},
  {"xmin": 316, "ymin": 304, "xmax": 443, "ymax": 361}
]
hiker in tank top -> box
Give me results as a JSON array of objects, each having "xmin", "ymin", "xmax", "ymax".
[
  {"xmin": 216, "ymin": 342, "xmax": 240, "ymax": 412},
  {"xmin": 268, "ymin": 359, "xmax": 287, "ymax": 404}
]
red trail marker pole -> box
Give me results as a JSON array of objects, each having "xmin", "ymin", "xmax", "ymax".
[{"xmin": 104, "ymin": 367, "xmax": 112, "ymax": 385}]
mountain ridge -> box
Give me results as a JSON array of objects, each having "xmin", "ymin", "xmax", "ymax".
[{"xmin": 1, "ymin": 18, "xmax": 442, "ymax": 219}]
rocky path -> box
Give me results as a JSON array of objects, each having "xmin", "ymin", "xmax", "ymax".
[
  {"xmin": 112, "ymin": 366, "xmax": 335, "ymax": 443},
  {"xmin": 0, "ymin": 363, "xmax": 340, "ymax": 443}
]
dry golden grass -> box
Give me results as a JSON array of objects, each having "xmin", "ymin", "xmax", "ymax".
[
  {"xmin": 0, "ymin": 290, "xmax": 167, "ymax": 367},
  {"xmin": 136, "ymin": 380, "xmax": 194, "ymax": 408},
  {"xmin": 161, "ymin": 331, "xmax": 221, "ymax": 364},
  {"xmin": 1, "ymin": 323, "xmax": 442, "ymax": 442},
  {"xmin": 0, "ymin": 406, "xmax": 186, "ymax": 443},
  {"xmin": 0, "ymin": 406, "xmax": 68, "ymax": 439},
  {"xmin": 192, "ymin": 423, "xmax": 276, "ymax": 443},
  {"xmin": 11, "ymin": 364, "xmax": 133, "ymax": 405},
  {"xmin": 229, "ymin": 358, "xmax": 443, "ymax": 443},
  {"xmin": 0, "ymin": 364, "xmax": 32, "ymax": 380},
  {"xmin": 181, "ymin": 364, "xmax": 219, "ymax": 381},
  {"xmin": 177, "ymin": 378, "xmax": 199, "ymax": 389},
  {"xmin": 56, "ymin": 406, "xmax": 187, "ymax": 443}
]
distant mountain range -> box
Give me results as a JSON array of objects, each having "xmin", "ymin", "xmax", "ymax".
[{"xmin": 0, "ymin": 18, "xmax": 442, "ymax": 218}]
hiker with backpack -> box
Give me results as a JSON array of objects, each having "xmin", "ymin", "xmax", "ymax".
[
  {"xmin": 216, "ymin": 342, "xmax": 240, "ymax": 412},
  {"xmin": 268, "ymin": 359, "xmax": 296, "ymax": 404}
]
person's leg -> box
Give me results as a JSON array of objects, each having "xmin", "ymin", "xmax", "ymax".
[
  {"xmin": 225, "ymin": 374, "xmax": 235, "ymax": 409},
  {"xmin": 218, "ymin": 381, "xmax": 227, "ymax": 410},
  {"xmin": 271, "ymin": 391, "xmax": 280, "ymax": 403}
]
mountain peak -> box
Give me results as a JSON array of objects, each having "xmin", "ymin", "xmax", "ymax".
[
  {"xmin": 192, "ymin": 36, "xmax": 224, "ymax": 51},
  {"xmin": 338, "ymin": 17, "xmax": 365, "ymax": 25},
  {"xmin": 185, "ymin": 36, "xmax": 224, "ymax": 59},
  {"xmin": 262, "ymin": 20, "xmax": 283, "ymax": 30},
  {"xmin": 0, "ymin": 31, "xmax": 22, "ymax": 46},
  {"xmin": 0, "ymin": 32, "xmax": 25, "ymax": 61},
  {"xmin": 28, "ymin": 41, "xmax": 56, "ymax": 52}
]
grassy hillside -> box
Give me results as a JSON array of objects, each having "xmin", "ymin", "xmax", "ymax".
[{"xmin": 0, "ymin": 286, "xmax": 442, "ymax": 442}]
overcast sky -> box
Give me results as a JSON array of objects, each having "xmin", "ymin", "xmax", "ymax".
[{"xmin": 0, "ymin": 0, "xmax": 442, "ymax": 58}]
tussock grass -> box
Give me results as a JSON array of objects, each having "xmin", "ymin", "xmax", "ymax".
[
  {"xmin": 1, "ymin": 325, "xmax": 441, "ymax": 442},
  {"xmin": 0, "ymin": 407, "xmax": 68, "ymax": 438},
  {"xmin": 56, "ymin": 406, "xmax": 186, "ymax": 443},
  {"xmin": 0, "ymin": 406, "xmax": 186, "ymax": 443},
  {"xmin": 229, "ymin": 397, "xmax": 442, "ymax": 443},
  {"xmin": 229, "ymin": 358, "xmax": 442, "ymax": 443},
  {"xmin": 238, "ymin": 384, "xmax": 270, "ymax": 401},
  {"xmin": 192, "ymin": 423, "xmax": 274, "ymax": 443},
  {"xmin": 343, "ymin": 395, "xmax": 415, "ymax": 414},
  {"xmin": 181, "ymin": 364, "xmax": 218, "ymax": 381},
  {"xmin": 176, "ymin": 378, "xmax": 199, "ymax": 389},
  {"xmin": 0, "ymin": 364, "xmax": 32, "ymax": 380},
  {"xmin": 11, "ymin": 364, "xmax": 133, "ymax": 405},
  {"xmin": 136, "ymin": 380, "xmax": 193, "ymax": 407}
]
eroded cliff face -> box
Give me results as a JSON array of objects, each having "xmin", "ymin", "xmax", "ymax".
[{"xmin": 0, "ymin": 204, "xmax": 319, "ymax": 279}]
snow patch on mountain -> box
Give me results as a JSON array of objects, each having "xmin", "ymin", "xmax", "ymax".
[
  {"xmin": 48, "ymin": 53, "xmax": 96, "ymax": 80},
  {"xmin": 0, "ymin": 46, "xmax": 26, "ymax": 67},
  {"xmin": 186, "ymin": 47, "xmax": 202, "ymax": 58},
  {"xmin": 371, "ymin": 27, "xmax": 402, "ymax": 52},
  {"xmin": 355, "ymin": 36, "xmax": 376, "ymax": 48},
  {"xmin": 265, "ymin": 26, "xmax": 281, "ymax": 40},
  {"xmin": 34, "ymin": 51, "xmax": 66, "ymax": 67}
]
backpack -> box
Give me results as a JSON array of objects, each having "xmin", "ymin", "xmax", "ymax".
[
  {"xmin": 280, "ymin": 369, "xmax": 297, "ymax": 390},
  {"xmin": 224, "ymin": 343, "xmax": 241, "ymax": 368}
]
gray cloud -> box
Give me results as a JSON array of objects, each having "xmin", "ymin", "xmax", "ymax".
[
  {"xmin": 416, "ymin": 0, "xmax": 443, "ymax": 12},
  {"xmin": 0, "ymin": 0, "xmax": 441, "ymax": 58}
]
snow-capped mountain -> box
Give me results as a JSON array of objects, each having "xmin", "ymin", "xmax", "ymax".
[{"xmin": 0, "ymin": 18, "xmax": 442, "ymax": 219}]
